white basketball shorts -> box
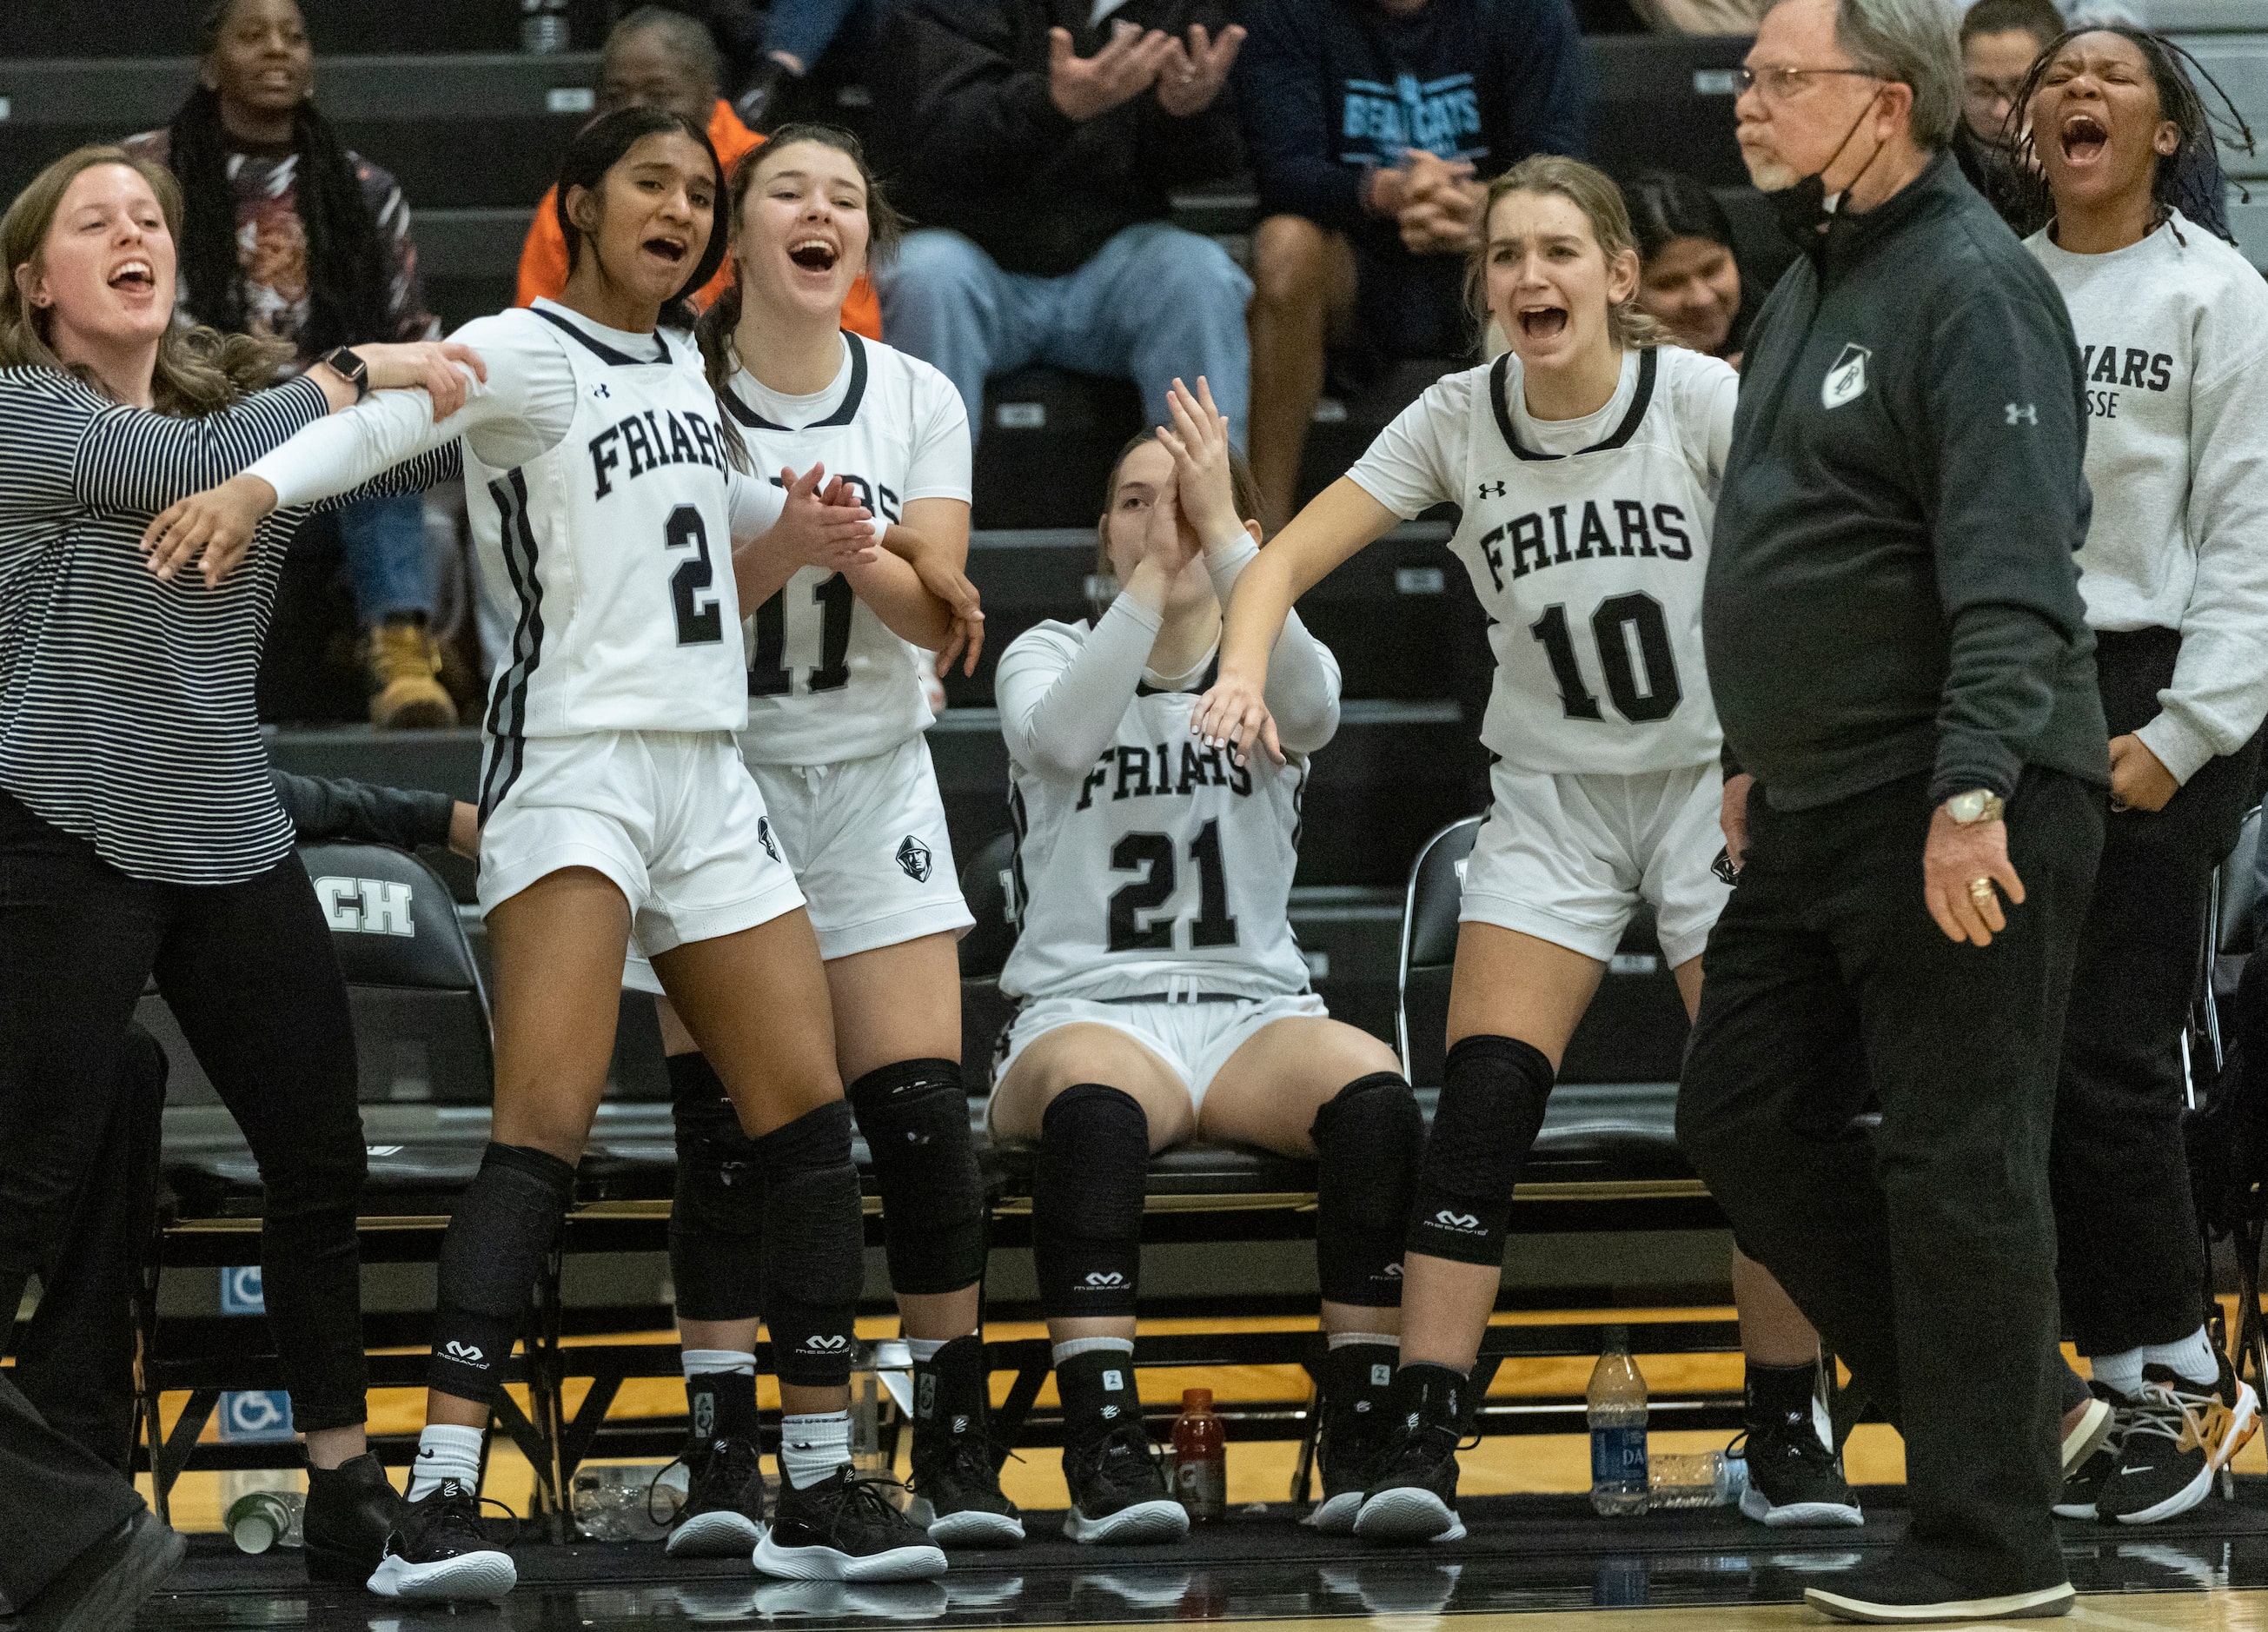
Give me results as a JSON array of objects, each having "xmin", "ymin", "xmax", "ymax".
[
  {"xmin": 1458, "ymin": 759, "xmax": 1729, "ymax": 968},
  {"xmin": 989, "ymin": 989, "xmax": 1330, "ymax": 1122},
  {"xmin": 477, "ymin": 728, "xmax": 805, "ymax": 958}
]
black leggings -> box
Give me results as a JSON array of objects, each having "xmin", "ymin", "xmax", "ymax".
[{"xmin": 0, "ymin": 790, "xmax": 369, "ymax": 1431}]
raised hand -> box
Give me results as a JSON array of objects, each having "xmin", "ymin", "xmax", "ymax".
[
  {"xmin": 1156, "ymin": 376, "xmax": 1242, "ymax": 547},
  {"xmin": 1155, "ymin": 23, "xmax": 1246, "ymax": 118},
  {"xmin": 141, "ymin": 472, "xmax": 278, "ymax": 588},
  {"xmin": 1048, "ymin": 21, "xmax": 1177, "ymax": 123}
]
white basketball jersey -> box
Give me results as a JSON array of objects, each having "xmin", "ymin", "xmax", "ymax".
[
  {"xmin": 465, "ymin": 308, "xmax": 747, "ymax": 781},
  {"xmin": 1000, "ymin": 624, "xmax": 1313, "ymax": 1004},
  {"xmin": 727, "ymin": 335, "xmax": 970, "ymax": 766},
  {"xmin": 1356, "ymin": 348, "xmax": 1728, "ymax": 775}
]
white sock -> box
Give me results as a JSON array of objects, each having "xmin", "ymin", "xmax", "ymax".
[
  {"xmin": 1052, "ymin": 1336, "xmax": 1135, "ymax": 1366},
  {"xmin": 779, "ymin": 1410, "xmax": 851, "ymax": 1490},
  {"xmin": 682, "ymin": 1348, "xmax": 757, "ymax": 1379},
  {"xmin": 2088, "ymin": 1346, "xmax": 2146, "ymax": 1399},
  {"xmin": 907, "ymin": 1335, "xmax": 967, "ymax": 1364},
  {"xmin": 1329, "ymin": 1331, "xmax": 1401, "ymax": 1350},
  {"xmin": 408, "ymin": 1423, "xmax": 485, "ymax": 1501},
  {"xmin": 2139, "ymin": 1326, "xmax": 2221, "ymax": 1389}
]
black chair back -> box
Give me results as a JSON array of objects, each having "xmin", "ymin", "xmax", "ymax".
[
  {"xmin": 1396, "ymin": 817, "xmax": 1482, "ymax": 1086},
  {"xmin": 958, "ymin": 831, "xmax": 1022, "ymax": 981}
]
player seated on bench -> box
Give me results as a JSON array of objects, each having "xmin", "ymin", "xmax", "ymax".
[{"xmin": 987, "ymin": 386, "xmax": 1425, "ymax": 1542}]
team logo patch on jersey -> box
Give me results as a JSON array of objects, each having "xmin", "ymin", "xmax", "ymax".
[
  {"xmin": 758, "ymin": 817, "xmax": 780, "ymax": 863},
  {"xmin": 1822, "ymin": 344, "xmax": 1872, "ymax": 410},
  {"xmin": 897, "ymin": 835, "xmax": 932, "ymax": 882}
]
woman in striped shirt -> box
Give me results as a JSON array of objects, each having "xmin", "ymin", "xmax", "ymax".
[{"xmin": 0, "ymin": 143, "xmax": 474, "ymax": 1600}]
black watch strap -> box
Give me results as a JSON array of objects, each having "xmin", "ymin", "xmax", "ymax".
[{"xmin": 319, "ymin": 347, "xmax": 369, "ymax": 401}]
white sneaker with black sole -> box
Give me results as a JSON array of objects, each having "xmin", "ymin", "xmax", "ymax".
[
  {"xmin": 365, "ymin": 1479, "xmax": 516, "ymax": 1602},
  {"xmin": 753, "ymin": 1468, "xmax": 946, "ymax": 1582}
]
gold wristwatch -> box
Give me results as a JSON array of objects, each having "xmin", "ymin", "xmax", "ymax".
[{"xmin": 1945, "ymin": 789, "xmax": 2006, "ymax": 825}]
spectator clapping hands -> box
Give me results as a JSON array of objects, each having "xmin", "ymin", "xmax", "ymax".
[{"xmin": 1048, "ymin": 17, "xmax": 1244, "ymax": 123}]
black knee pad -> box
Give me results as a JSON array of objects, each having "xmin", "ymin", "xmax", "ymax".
[
  {"xmin": 1031, "ymin": 1083, "xmax": 1149, "ymax": 1319},
  {"xmin": 848, "ymin": 1058, "xmax": 987, "ymax": 1297},
  {"xmin": 1405, "ymin": 1035, "xmax": 1554, "ymax": 1267},
  {"xmin": 667, "ymin": 1053, "xmax": 767, "ymax": 1323},
  {"xmin": 1312, "ymin": 1071, "xmax": 1423, "ymax": 1306},
  {"xmin": 755, "ymin": 1100, "xmax": 864, "ymax": 1387},
  {"xmin": 428, "ymin": 1143, "xmax": 576, "ymax": 1403}
]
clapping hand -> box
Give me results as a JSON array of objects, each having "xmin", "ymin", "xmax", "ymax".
[
  {"xmin": 1156, "ymin": 376, "xmax": 1242, "ymax": 547},
  {"xmin": 770, "ymin": 465, "xmax": 878, "ymax": 574},
  {"xmin": 1155, "ymin": 23, "xmax": 1245, "ymax": 118}
]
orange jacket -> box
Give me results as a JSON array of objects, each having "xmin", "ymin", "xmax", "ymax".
[{"xmin": 514, "ymin": 98, "xmax": 881, "ymax": 339}]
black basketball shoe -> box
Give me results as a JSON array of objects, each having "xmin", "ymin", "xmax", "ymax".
[
  {"xmin": 1310, "ymin": 1342, "xmax": 1400, "ymax": 1535},
  {"xmin": 1737, "ymin": 1398, "xmax": 1863, "ymax": 1529},
  {"xmin": 1352, "ymin": 1363, "xmax": 1469, "ymax": 1543},
  {"xmin": 2097, "ymin": 1357, "xmax": 2259, "ymax": 1526},
  {"xmin": 753, "ymin": 1468, "xmax": 947, "ymax": 1581},
  {"xmin": 305, "ymin": 1453, "xmax": 407, "ymax": 1584},
  {"xmin": 1805, "ymin": 1550, "xmax": 2073, "ymax": 1624},
  {"xmin": 907, "ymin": 1335, "xmax": 1024, "ymax": 1547},
  {"xmin": 1056, "ymin": 1349, "xmax": 1188, "ymax": 1544},
  {"xmin": 665, "ymin": 1435, "xmax": 767, "ymax": 1558},
  {"xmin": 365, "ymin": 1479, "xmax": 515, "ymax": 1602}
]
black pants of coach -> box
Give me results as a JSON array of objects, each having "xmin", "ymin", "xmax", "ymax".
[
  {"xmin": 2054, "ymin": 627, "xmax": 2262, "ymax": 1358},
  {"xmin": 1679, "ymin": 767, "xmax": 2102, "ymax": 1594},
  {"xmin": 0, "ymin": 790, "xmax": 369, "ymax": 1439}
]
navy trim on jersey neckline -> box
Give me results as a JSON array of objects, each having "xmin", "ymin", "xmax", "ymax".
[
  {"xmin": 532, "ymin": 304, "xmax": 671, "ymax": 367},
  {"xmin": 1136, "ymin": 648, "xmax": 1221, "ymax": 697},
  {"xmin": 723, "ymin": 331, "xmax": 869, "ymax": 432},
  {"xmin": 1490, "ymin": 346, "xmax": 1658, "ymax": 462}
]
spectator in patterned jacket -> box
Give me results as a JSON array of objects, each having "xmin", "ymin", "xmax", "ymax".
[{"xmin": 125, "ymin": 0, "xmax": 458, "ymax": 730}]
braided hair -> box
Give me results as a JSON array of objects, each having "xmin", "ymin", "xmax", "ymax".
[
  {"xmin": 166, "ymin": 0, "xmax": 388, "ymax": 355},
  {"xmin": 2006, "ymin": 25, "xmax": 2254, "ymax": 243}
]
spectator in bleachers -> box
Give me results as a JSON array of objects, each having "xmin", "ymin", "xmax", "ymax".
[
  {"xmin": 516, "ymin": 5, "xmax": 883, "ymax": 338},
  {"xmin": 1238, "ymin": 0, "xmax": 1586, "ymax": 527},
  {"xmin": 867, "ymin": 0, "xmax": 1253, "ymax": 446},
  {"xmin": 1953, "ymin": 0, "xmax": 2063, "ymax": 218},
  {"xmin": 733, "ymin": 0, "xmax": 906, "ymax": 130},
  {"xmin": 1625, "ymin": 169, "xmax": 1751, "ymax": 363},
  {"xmin": 1625, "ymin": 0, "xmax": 1768, "ymax": 31},
  {"xmin": 124, "ymin": 0, "xmax": 460, "ymax": 730}
]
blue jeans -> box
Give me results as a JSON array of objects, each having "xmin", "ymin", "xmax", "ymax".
[
  {"xmin": 875, "ymin": 222, "xmax": 1252, "ymax": 447},
  {"xmin": 333, "ymin": 490, "xmax": 434, "ymax": 627}
]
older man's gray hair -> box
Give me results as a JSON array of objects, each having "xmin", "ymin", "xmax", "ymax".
[{"xmin": 1772, "ymin": 0, "xmax": 1966, "ymax": 150}]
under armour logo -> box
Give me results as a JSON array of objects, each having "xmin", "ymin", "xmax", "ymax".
[
  {"xmin": 1434, "ymin": 1210, "xmax": 1480, "ymax": 1230},
  {"xmin": 805, "ymin": 1334, "xmax": 848, "ymax": 1350},
  {"xmin": 758, "ymin": 817, "xmax": 780, "ymax": 863},
  {"xmin": 897, "ymin": 835, "xmax": 932, "ymax": 882},
  {"xmin": 443, "ymin": 1341, "xmax": 487, "ymax": 1366},
  {"xmin": 2006, "ymin": 401, "xmax": 2038, "ymax": 426},
  {"xmin": 1478, "ymin": 480, "xmax": 1507, "ymax": 500},
  {"xmin": 592, "ymin": 382, "xmax": 610, "ymax": 398},
  {"xmin": 1084, "ymin": 1271, "xmax": 1126, "ymax": 1287}
]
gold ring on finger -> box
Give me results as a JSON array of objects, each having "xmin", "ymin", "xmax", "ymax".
[{"xmin": 1968, "ymin": 878, "xmax": 1996, "ymax": 904}]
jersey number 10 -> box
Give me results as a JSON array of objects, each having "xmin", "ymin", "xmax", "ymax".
[
  {"xmin": 748, "ymin": 573, "xmax": 857, "ymax": 696},
  {"xmin": 1529, "ymin": 592, "xmax": 1682, "ymax": 724}
]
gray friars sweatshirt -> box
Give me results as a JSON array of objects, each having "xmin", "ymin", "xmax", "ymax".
[{"xmin": 1704, "ymin": 153, "xmax": 2110, "ymax": 811}]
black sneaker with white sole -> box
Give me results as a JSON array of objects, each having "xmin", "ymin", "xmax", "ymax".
[
  {"xmin": 665, "ymin": 1435, "xmax": 767, "ymax": 1558},
  {"xmin": 1351, "ymin": 1363, "xmax": 1469, "ymax": 1543},
  {"xmin": 1804, "ymin": 1551, "xmax": 2072, "ymax": 1624},
  {"xmin": 1056, "ymin": 1350, "xmax": 1188, "ymax": 1544},
  {"xmin": 2096, "ymin": 1356, "xmax": 2259, "ymax": 1526},
  {"xmin": 753, "ymin": 1468, "xmax": 947, "ymax": 1581},
  {"xmin": 2052, "ymin": 1384, "xmax": 2128, "ymax": 1520},
  {"xmin": 365, "ymin": 1480, "xmax": 516, "ymax": 1602},
  {"xmin": 305, "ymin": 1452, "xmax": 406, "ymax": 1584},
  {"xmin": 1309, "ymin": 1342, "xmax": 1399, "ymax": 1535},
  {"xmin": 907, "ymin": 1334, "xmax": 1025, "ymax": 1548},
  {"xmin": 1737, "ymin": 1399, "xmax": 1862, "ymax": 1529}
]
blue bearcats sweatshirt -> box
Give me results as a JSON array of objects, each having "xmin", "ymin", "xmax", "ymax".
[{"xmin": 1236, "ymin": 0, "xmax": 1587, "ymax": 253}]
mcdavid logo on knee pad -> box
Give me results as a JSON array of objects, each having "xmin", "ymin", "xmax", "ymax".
[
  {"xmin": 1083, "ymin": 1271, "xmax": 1126, "ymax": 1289},
  {"xmin": 1433, "ymin": 1210, "xmax": 1482, "ymax": 1231},
  {"xmin": 442, "ymin": 1340, "xmax": 487, "ymax": 1368},
  {"xmin": 804, "ymin": 1334, "xmax": 849, "ymax": 1352}
]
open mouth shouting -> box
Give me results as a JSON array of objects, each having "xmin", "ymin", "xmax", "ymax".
[
  {"xmin": 2059, "ymin": 109, "xmax": 2110, "ymax": 166},
  {"xmin": 788, "ymin": 236, "xmax": 840, "ymax": 274},
  {"xmin": 108, "ymin": 257, "xmax": 156, "ymax": 295},
  {"xmin": 641, "ymin": 233, "xmax": 690, "ymax": 270},
  {"xmin": 1517, "ymin": 303, "xmax": 1570, "ymax": 341}
]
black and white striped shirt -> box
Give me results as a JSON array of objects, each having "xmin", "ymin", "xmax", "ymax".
[{"xmin": 0, "ymin": 367, "xmax": 456, "ymax": 885}]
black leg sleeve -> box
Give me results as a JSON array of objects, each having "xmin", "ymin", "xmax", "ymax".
[
  {"xmin": 1405, "ymin": 1036, "xmax": 1554, "ymax": 1266},
  {"xmin": 1312, "ymin": 1071, "xmax": 1422, "ymax": 1306},
  {"xmin": 667, "ymin": 1053, "xmax": 767, "ymax": 1324},
  {"xmin": 428, "ymin": 1143, "xmax": 577, "ymax": 1403},
  {"xmin": 1031, "ymin": 1084, "xmax": 1149, "ymax": 1320},
  {"xmin": 757, "ymin": 1100, "xmax": 865, "ymax": 1388},
  {"xmin": 847, "ymin": 1058, "xmax": 987, "ymax": 1297}
]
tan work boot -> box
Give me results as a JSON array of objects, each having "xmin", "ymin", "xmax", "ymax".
[{"xmin": 366, "ymin": 615, "xmax": 459, "ymax": 730}]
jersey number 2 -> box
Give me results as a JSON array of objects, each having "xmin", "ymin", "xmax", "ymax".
[
  {"xmin": 1529, "ymin": 593, "xmax": 1682, "ymax": 724},
  {"xmin": 665, "ymin": 506, "xmax": 723, "ymax": 647},
  {"xmin": 1107, "ymin": 820, "xmax": 1238, "ymax": 952},
  {"xmin": 748, "ymin": 574, "xmax": 855, "ymax": 697}
]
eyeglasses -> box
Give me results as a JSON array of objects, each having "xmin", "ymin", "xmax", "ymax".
[
  {"xmin": 1965, "ymin": 74, "xmax": 2029, "ymax": 105},
  {"xmin": 1734, "ymin": 64, "xmax": 1882, "ymax": 102}
]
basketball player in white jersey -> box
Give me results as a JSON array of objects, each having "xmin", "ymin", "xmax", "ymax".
[
  {"xmin": 990, "ymin": 381, "xmax": 1427, "ymax": 1542},
  {"xmin": 146, "ymin": 107, "xmax": 948, "ymax": 1599},
  {"xmin": 617, "ymin": 128, "xmax": 1020, "ymax": 1553},
  {"xmin": 1193, "ymin": 156, "xmax": 1855, "ymax": 1542}
]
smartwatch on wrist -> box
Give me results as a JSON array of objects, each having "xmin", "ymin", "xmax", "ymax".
[
  {"xmin": 317, "ymin": 347, "xmax": 369, "ymax": 401},
  {"xmin": 1945, "ymin": 789, "xmax": 2006, "ymax": 825}
]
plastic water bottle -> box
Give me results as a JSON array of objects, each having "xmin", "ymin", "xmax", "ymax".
[
  {"xmin": 1588, "ymin": 1324, "xmax": 1649, "ymax": 1516},
  {"xmin": 1170, "ymin": 1388, "xmax": 1228, "ymax": 1521},
  {"xmin": 570, "ymin": 1462, "xmax": 686, "ymax": 1541},
  {"xmin": 226, "ymin": 1489, "xmax": 304, "ymax": 1553}
]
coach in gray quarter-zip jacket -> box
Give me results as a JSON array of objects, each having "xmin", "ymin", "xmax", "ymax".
[{"xmin": 1675, "ymin": 0, "xmax": 2110, "ymax": 1624}]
